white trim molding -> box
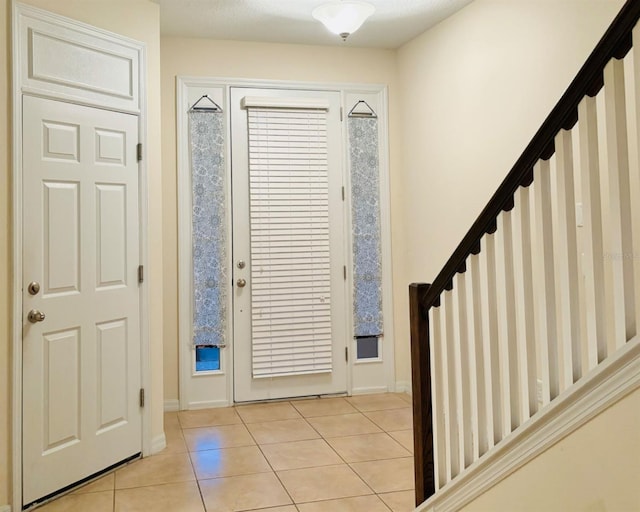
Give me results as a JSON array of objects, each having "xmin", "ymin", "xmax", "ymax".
[
  {"xmin": 13, "ymin": 3, "xmax": 143, "ymax": 113},
  {"xmin": 351, "ymin": 385, "xmax": 390, "ymax": 395},
  {"xmin": 164, "ymin": 399, "xmax": 180, "ymax": 412},
  {"xmin": 150, "ymin": 434, "xmax": 167, "ymax": 456},
  {"xmin": 417, "ymin": 336, "xmax": 640, "ymax": 512},
  {"xmin": 395, "ymin": 381, "xmax": 412, "ymax": 395},
  {"xmin": 187, "ymin": 399, "xmax": 232, "ymax": 410}
]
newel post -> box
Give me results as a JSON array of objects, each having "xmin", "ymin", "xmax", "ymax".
[{"xmin": 409, "ymin": 283, "xmax": 435, "ymax": 505}]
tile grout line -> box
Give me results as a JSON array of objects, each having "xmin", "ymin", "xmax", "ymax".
[
  {"xmin": 238, "ymin": 400, "xmax": 299, "ymax": 509},
  {"xmin": 179, "ymin": 408, "xmax": 261, "ymax": 511},
  {"xmin": 172, "ymin": 396, "xmax": 414, "ymax": 511},
  {"xmin": 184, "ymin": 443, "xmax": 208, "ymax": 512},
  {"xmin": 176, "ymin": 409, "xmax": 239, "ymax": 512},
  {"xmin": 326, "ymin": 402, "xmax": 415, "ymax": 505},
  {"xmin": 296, "ymin": 400, "xmax": 394, "ymax": 499},
  {"xmin": 242, "ymin": 400, "xmax": 380, "ymax": 509},
  {"xmin": 361, "ymin": 408, "xmax": 414, "ymax": 433},
  {"xmin": 295, "ymin": 402, "xmax": 381, "ymax": 504}
]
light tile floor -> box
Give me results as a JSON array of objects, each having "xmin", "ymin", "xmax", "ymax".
[{"xmin": 38, "ymin": 393, "xmax": 416, "ymax": 512}]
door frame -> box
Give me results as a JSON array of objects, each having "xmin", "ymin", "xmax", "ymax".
[
  {"xmin": 176, "ymin": 76, "xmax": 395, "ymax": 410},
  {"xmin": 11, "ymin": 4, "xmax": 151, "ymax": 509}
]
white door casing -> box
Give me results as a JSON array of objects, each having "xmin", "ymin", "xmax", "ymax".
[
  {"xmin": 231, "ymin": 87, "xmax": 348, "ymax": 402},
  {"xmin": 22, "ymin": 95, "xmax": 142, "ymax": 504}
]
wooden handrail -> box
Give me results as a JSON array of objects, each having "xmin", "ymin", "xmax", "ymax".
[{"xmin": 421, "ymin": 0, "xmax": 640, "ymax": 312}]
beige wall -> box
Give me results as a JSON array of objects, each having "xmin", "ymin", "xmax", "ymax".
[
  {"xmin": 397, "ymin": 0, "xmax": 624, "ymax": 285},
  {"xmin": 160, "ymin": 38, "xmax": 403, "ymax": 401},
  {"xmin": 394, "ymin": 0, "xmax": 625, "ymax": 386},
  {"xmin": 1, "ymin": 1, "xmax": 163, "ymax": 507},
  {"xmin": 459, "ymin": 386, "xmax": 640, "ymax": 511}
]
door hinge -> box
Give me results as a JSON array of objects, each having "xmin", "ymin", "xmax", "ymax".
[
  {"xmin": 139, "ymin": 388, "xmax": 145, "ymax": 408},
  {"xmin": 136, "ymin": 143, "xmax": 143, "ymax": 162},
  {"xmin": 138, "ymin": 265, "xmax": 144, "ymax": 284},
  {"xmin": 342, "ymin": 186, "xmax": 345, "ymax": 201},
  {"xmin": 345, "ymin": 347, "xmax": 349, "ymax": 362},
  {"xmin": 343, "ymin": 266, "xmax": 347, "ymax": 280},
  {"xmin": 340, "ymin": 107, "xmax": 343, "ymax": 121}
]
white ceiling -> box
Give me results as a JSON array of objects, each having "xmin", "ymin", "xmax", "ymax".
[{"xmin": 158, "ymin": 0, "xmax": 474, "ymax": 49}]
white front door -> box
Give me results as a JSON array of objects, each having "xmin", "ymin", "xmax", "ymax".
[
  {"xmin": 22, "ymin": 95, "xmax": 142, "ymax": 505},
  {"xmin": 231, "ymin": 87, "xmax": 348, "ymax": 402}
]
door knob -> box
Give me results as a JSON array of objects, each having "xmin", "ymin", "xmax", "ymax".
[
  {"xmin": 236, "ymin": 278, "xmax": 247, "ymax": 288},
  {"xmin": 28, "ymin": 310, "xmax": 46, "ymax": 323}
]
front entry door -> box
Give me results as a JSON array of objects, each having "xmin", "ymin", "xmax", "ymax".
[
  {"xmin": 22, "ymin": 96, "xmax": 142, "ymax": 505},
  {"xmin": 231, "ymin": 87, "xmax": 348, "ymax": 402}
]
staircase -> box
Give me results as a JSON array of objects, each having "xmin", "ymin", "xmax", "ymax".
[{"xmin": 409, "ymin": 0, "xmax": 640, "ymax": 509}]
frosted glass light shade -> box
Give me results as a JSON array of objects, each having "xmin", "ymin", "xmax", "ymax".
[{"xmin": 312, "ymin": 1, "xmax": 375, "ymax": 40}]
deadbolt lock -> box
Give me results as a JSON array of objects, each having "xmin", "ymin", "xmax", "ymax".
[{"xmin": 27, "ymin": 281, "xmax": 40, "ymax": 295}]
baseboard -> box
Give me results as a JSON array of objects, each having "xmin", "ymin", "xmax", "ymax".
[
  {"xmin": 150, "ymin": 433, "xmax": 167, "ymax": 455},
  {"xmin": 351, "ymin": 385, "xmax": 389, "ymax": 395},
  {"xmin": 187, "ymin": 399, "xmax": 230, "ymax": 410},
  {"xmin": 164, "ymin": 399, "xmax": 180, "ymax": 412},
  {"xmin": 0, "ymin": 504, "xmax": 11, "ymax": 512},
  {"xmin": 418, "ymin": 336, "xmax": 640, "ymax": 512},
  {"xmin": 395, "ymin": 381, "xmax": 412, "ymax": 395}
]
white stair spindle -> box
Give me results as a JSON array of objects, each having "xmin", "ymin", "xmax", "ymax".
[
  {"xmin": 496, "ymin": 211, "xmax": 520, "ymax": 432},
  {"xmin": 467, "ymin": 253, "xmax": 486, "ymax": 459},
  {"xmin": 454, "ymin": 272, "xmax": 474, "ymax": 468},
  {"xmin": 532, "ymin": 159, "xmax": 559, "ymax": 404},
  {"xmin": 443, "ymin": 291, "xmax": 461, "ymax": 479},
  {"xmin": 430, "ymin": 306, "xmax": 447, "ymax": 490},
  {"xmin": 474, "ymin": 235, "xmax": 497, "ymax": 450},
  {"xmin": 604, "ymin": 57, "xmax": 636, "ymax": 348},
  {"xmin": 512, "ymin": 186, "xmax": 537, "ymax": 419},
  {"xmin": 481, "ymin": 232, "xmax": 503, "ymax": 444},
  {"xmin": 449, "ymin": 283, "xmax": 465, "ymax": 474},
  {"xmin": 578, "ymin": 95, "xmax": 607, "ymax": 369},
  {"xmin": 553, "ymin": 129, "xmax": 583, "ymax": 388},
  {"xmin": 435, "ymin": 301, "xmax": 453, "ymax": 484}
]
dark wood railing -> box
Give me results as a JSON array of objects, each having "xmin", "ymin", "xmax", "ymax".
[{"xmin": 410, "ymin": 0, "xmax": 640, "ymax": 505}]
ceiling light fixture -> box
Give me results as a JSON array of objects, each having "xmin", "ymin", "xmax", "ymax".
[{"xmin": 312, "ymin": 0, "xmax": 375, "ymax": 41}]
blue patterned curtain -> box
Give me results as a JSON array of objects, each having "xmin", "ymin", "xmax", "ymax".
[
  {"xmin": 189, "ymin": 111, "xmax": 227, "ymax": 346},
  {"xmin": 349, "ymin": 116, "xmax": 383, "ymax": 337}
]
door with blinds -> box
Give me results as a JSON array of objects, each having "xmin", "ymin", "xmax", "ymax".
[{"xmin": 231, "ymin": 87, "xmax": 348, "ymax": 402}]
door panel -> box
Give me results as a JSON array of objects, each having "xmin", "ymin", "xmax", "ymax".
[
  {"xmin": 96, "ymin": 319, "xmax": 129, "ymax": 431},
  {"xmin": 96, "ymin": 183, "xmax": 128, "ymax": 287},
  {"xmin": 43, "ymin": 181, "xmax": 80, "ymax": 294},
  {"xmin": 22, "ymin": 95, "xmax": 141, "ymax": 505},
  {"xmin": 43, "ymin": 328, "xmax": 81, "ymax": 451},
  {"xmin": 231, "ymin": 87, "xmax": 348, "ymax": 402}
]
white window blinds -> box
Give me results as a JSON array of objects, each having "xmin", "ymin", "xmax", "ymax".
[{"xmin": 247, "ymin": 106, "xmax": 333, "ymax": 378}]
